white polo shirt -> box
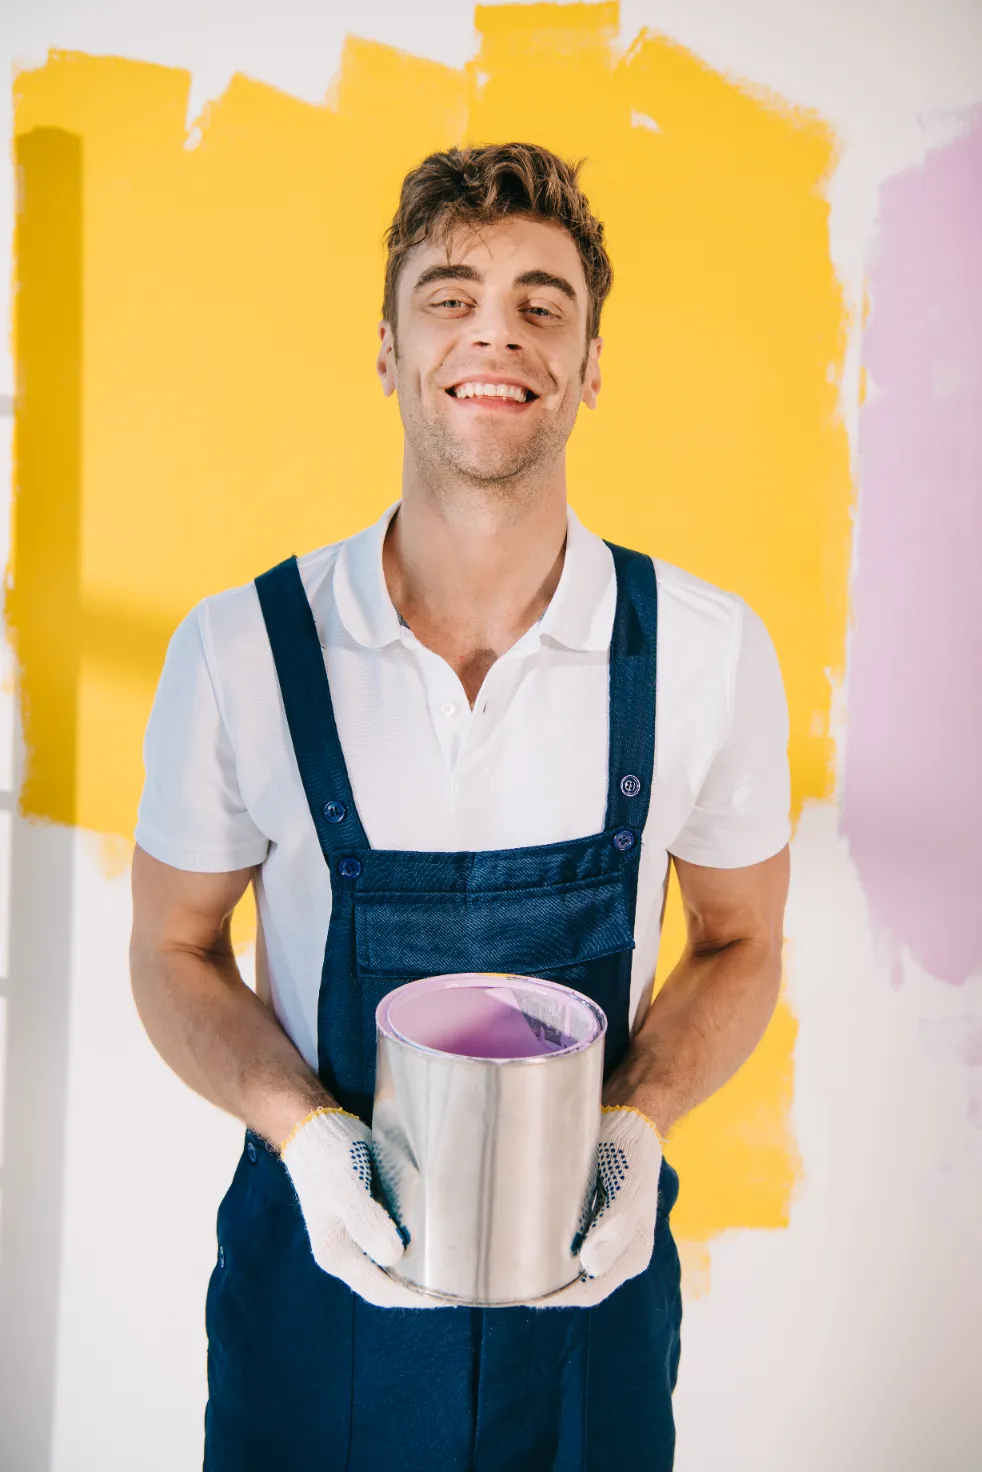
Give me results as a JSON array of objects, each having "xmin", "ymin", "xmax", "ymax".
[{"xmin": 136, "ymin": 503, "xmax": 790, "ymax": 1070}]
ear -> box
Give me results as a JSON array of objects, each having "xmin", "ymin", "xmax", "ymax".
[
  {"xmin": 580, "ymin": 336, "xmax": 602, "ymax": 410},
  {"xmin": 376, "ymin": 320, "xmax": 397, "ymax": 397}
]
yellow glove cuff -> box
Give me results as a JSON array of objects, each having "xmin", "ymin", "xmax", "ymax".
[
  {"xmin": 601, "ymin": 1103, "xmax": 671, "ymax": 1151},
  {"xmin": 279, "ymin": 1105, "xmax": 361, "ymax": 1154}
]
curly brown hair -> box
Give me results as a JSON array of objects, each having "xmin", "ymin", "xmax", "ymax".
[{"xmin": 382, "ymin": 143, "xmax": 613, "ymax": 348}]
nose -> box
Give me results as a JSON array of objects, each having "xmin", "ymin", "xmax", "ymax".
[{"xmin": 468, "ymin": 296, "xmax": 523, "ymax": 353}]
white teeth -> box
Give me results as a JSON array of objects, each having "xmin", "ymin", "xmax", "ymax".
[{"xmin": 453, "ymin": 382, "xmax": 528, "ymax": 402}]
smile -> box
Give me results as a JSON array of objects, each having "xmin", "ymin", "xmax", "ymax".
[{"xmin": 446, "ymin": 380, "xmax": 538, "ymax": 406}]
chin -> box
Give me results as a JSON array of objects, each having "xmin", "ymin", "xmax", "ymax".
[{"xmin": 451, "ymin": 449, "xmax": 539, "ymax": 485}]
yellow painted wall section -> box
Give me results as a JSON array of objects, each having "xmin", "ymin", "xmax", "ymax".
[{"xmin": 8, "ymin": 2, "xmax": 852, "ymax": 1246}]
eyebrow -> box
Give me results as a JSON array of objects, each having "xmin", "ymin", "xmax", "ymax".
[{"xmin": 412, "ymin": 263, "xmax": 579, "ymax": 306}]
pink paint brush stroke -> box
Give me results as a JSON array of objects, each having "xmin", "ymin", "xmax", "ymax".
[{"xmin": 842, "ymin": 106, "xmax": 982, "ymax": 986}]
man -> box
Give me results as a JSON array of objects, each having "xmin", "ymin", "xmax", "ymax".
[{"xmin": 130, "ymin": 142, "xmax": 790, "ymax": 1471}]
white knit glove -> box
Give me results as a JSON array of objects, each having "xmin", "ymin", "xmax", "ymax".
[
  {"xmin": 280, "ymin": 1107, "xmax": 442, "ymax": 1310},
  {"xmin": 531, "ymin": 1105, "xmax": 665, "ymax": 1309}
]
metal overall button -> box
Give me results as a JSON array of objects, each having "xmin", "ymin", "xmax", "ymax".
[
  {"xmin": 619, "ymin": 774, "xmax": 642, "ymax": 798},
  {"xmin": 323, "ymin": 800, "xmax": 347, "ymax": 823},
  {"xmin": 612, "ymin": 828, "xmax": 635, "ymax": 853},
  {"xmin": 338, "ymin": 856, "xmax": 362, "ymax": 879}
]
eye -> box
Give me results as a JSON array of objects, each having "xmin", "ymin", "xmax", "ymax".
[
  {"xmin": 434, "ymin": 297, "xmax": 470, "ymax": 309},
  {"xmin": 524, "ymin": 304, "xmax": 559, "ymax": 319}
]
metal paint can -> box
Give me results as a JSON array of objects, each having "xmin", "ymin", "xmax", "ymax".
[{"xmin": 372, "ymin": 972, "xmax": 606, "ymax": 1306}]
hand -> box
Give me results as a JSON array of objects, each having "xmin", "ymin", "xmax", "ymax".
[
  {"xmin": 530, "ymin": 1105, "xmax": 665, "ymax": 1309},
  {"xmin": 280, "ymin": 1107, "xmax": 442, "ymax": 1309}
]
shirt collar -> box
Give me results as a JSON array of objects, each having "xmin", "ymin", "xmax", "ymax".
[
  {"xmin": 538, "ymin": 505, "xmax": 616, "ymax": 652},
  {"xmin": 330, "ymin": 501, "xmax": 403, "ymax": 648},
  {"xmin": 331, "ymin": 499, "xmax": 616, "ymax": 653}
]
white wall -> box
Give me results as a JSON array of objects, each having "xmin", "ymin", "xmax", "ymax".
[{"xmin": 2, "ymin": 4, "xmax": 981, "ymax": 1469}]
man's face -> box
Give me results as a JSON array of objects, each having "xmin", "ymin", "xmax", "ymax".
[{"xmin": 376, "ymin": 216, "xmax": 602, "ymax": 487}]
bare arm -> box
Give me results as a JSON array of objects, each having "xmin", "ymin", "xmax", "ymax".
[
  {"xmin": 603, "ymin": 845, "xmax": 790, "ymax": 1135},
  {"xmin": 129, "ymin": 845, "xmax": 334, "ymax": 1147}
]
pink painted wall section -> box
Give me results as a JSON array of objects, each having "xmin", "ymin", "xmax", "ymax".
[{"xmin": 842, "ymin": 106, "xmax": 982, "ymax": 986}]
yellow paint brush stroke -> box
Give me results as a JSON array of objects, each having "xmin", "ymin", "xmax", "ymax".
[{"xmin": 9, "ymin": 3, "xmax": 852, "ymax": 1246}]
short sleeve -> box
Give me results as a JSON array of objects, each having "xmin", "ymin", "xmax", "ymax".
[
  {"xmin": 668, "ymin": 603, "xmax": 791, "ymax": 869},
  {"xmin": 135, "ymin": 604, "xmax": 270, "ymax": 872}
]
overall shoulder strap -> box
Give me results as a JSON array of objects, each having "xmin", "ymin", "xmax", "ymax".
[
  {"xmin": 254, "ymin": 557, "xmax": 369, "ymax": 857},
  {"xmin": 603, "ymin": 542, "xmax": 658, "ymax": 835}
]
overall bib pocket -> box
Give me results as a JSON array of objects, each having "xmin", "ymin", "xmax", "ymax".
[{"xmin": 354, "ymin": 872, "xmax": 636, "ymax": 980}]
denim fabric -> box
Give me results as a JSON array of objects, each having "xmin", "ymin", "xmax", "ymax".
[{"xmin": 204, "ymin": 544, "xmax": 682, "ymax": 1472}]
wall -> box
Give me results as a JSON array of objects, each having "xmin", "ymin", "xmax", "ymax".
[{"xmin": 1, "ymin": 3, "xmax": 980, "ymax": 1468}]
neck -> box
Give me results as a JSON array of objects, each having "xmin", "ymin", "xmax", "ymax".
[{"xmin": 382, "ymin": 464, "xmax": 568, "ymax": 706}]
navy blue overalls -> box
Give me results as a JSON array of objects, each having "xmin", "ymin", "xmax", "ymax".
[{"xmin": 203, "ymin": 541, "xmax": 682, "ymax": 1471}]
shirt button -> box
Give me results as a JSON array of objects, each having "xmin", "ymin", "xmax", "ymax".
[
  {"xmin": 338, "ymin": 857, "xmax": 362, "ymax": 879},
  {"xmin": 323, "ymin": 800, "xmax": 346, "ymax": 823},
  {"xmin": 246, "ymin": 1140, "xmax": 258, "ymax": 1164},
  {"xmin": 620, "ymin": 774, "xmax": 642, "ymax": 798},
  {"xmin": 218, "ymin": 1244, "xmax": 225, "ymax": 1269},
  {"xmin": 440, "ymin": 702, "xmax": 459, "ymax": 718},
  {"xmin": 612, "ymin": 828, "xmax": 636, "ymax": 853}
]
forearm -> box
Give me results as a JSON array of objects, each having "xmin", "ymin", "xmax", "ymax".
[
  {"xmin": 130, "ymin": 939, "xmax": 333, "ymax": 1147},
  {"xmin": 603, "ymin": 936, "xmax": 783, "ymax": 1136}
]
